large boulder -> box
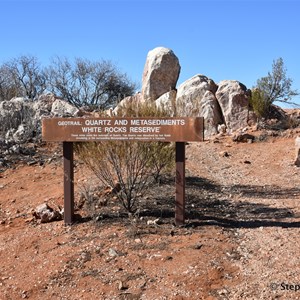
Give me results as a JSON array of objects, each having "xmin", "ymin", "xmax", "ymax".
[
  {"xmin": 215, "ymin": 80, "xmax": 251, "ymax": 132},
  {"xmin": 142, "ymin": 47, "xmax": 180, "ymax": 101},
  {"xmin": 176, "ymin": 75, "xmax": 223, "ymax": 137}
]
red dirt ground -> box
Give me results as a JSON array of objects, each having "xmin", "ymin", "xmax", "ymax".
[{"xmin": 1, "ymin": 131, "xmax": 300, "ymax": 299}]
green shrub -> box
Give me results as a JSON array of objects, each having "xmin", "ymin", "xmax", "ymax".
[{"xmin": 250, "ymin": 88, "xmax": 269, "ymax": 119}]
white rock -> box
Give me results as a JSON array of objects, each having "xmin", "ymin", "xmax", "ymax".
[
  {"xmin": 217, "ymin": 124, "xmax": 227, "ymax": 134},
  {"xmin": 216, "ymin": 80, "xmax": 251, "ymax": 133},
  {"xmin": 142, "ymin": 47, "xmax": 180, "ymax": 101},
  {"xmin": 176, "ymin": 74, "xmax": 223, "ymax": 137},
  {"xmin": 34, "ymin": 203, "xmax": 62, "ymax": 223},
  {"xmin": 51, "ymin": 99, "xmax": 80, "ymax": 117},
  {"xmin": 155, "ymin": 90, "xmax": 177, "ymax": 116},
  {"xmin": 33, "ymin": 93, "xmax": 57, "ymax": 119},
  {"xmin": 12, "ymin": 124, "xmax": 27, "ymax": 142}
]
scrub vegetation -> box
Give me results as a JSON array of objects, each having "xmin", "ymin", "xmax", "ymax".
[{"xmin": 75, "ymin": 101, "xmax": 175, "ymax": 214}]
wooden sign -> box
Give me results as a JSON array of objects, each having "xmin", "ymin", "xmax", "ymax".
[
  {"xmin": 42, "ymin": 116, "xmax": 204, "ymax": 226},
  {"xmin": 42, "ymin": 117, "xmax": 204, "ymax": 142}
]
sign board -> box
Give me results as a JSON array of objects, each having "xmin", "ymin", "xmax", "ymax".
[
  {"xmin": 42, "ymin": 117, "xmax": 204, "ymax": 142},
  {"xmin": 42, "ymin": 116, "xmax": 204, "ymax": 226}
]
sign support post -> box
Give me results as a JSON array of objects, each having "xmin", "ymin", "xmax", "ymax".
[
  {"xmin": 63, "ymin": 142, "xmax": 74, "ymax": 225},
  {"xmin": 175, "ymin": 142, "xmax": 185, "ymax": 226}
]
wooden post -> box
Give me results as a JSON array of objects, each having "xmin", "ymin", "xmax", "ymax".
[
  {"xmin": 175, "ymin": 142, "xmax": 185, "ymax": 225},
  {"xmin": 63, "ymin": 142, "xmax": 74, "ymax": 225}
]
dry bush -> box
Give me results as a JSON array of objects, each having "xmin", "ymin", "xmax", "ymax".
[
  {"xmin": 76, "ymin": 141, "xmax": 153, "ymax": 213},
  {"xmin": 75, "ymin": 101, "xmax": 175, "ymax": 214}
]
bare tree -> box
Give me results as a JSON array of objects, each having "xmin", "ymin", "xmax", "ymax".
[
  {"xmin": 0, "ymin": 65, "xmax": 20, "ymax": 101},
  {"xmin": 46, "ymin": 57, "xmax": 137, "ymax": 109},
  {"xmin": 2, "ymin": 55, "xmax": 46, "ymax": 100}
]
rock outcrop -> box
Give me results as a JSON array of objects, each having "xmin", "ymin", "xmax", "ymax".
[
  {"xmin": 112, "ymin": 47, "xmax": 257, "ymax": 137},
  {"xmin": 215, "ymin": 80, "xmax": 251, "ymax": 133},
  {"xmin": 176, "ymin": 75, "xmax": 223, "ymax": 137},
  {"xmin": 142, "ymin": 47, "xmax": 180, "ymax": 101},
  {"xmin": 0, "ymin": 98, "xmax": 33, "ymax": 130},
  {"xmin": 0, "ymin": 94, "xmax": 80, "ymax": 144}
]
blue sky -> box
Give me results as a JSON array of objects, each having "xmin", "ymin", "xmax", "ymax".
[{"xmin": 1, "ymin": 0, "xmax": 299, "ymax": 106}]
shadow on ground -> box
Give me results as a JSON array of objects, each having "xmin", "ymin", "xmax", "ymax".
[
  {"xmin": 80, "ymin": 176, "xmax": 300, "ymax": 229},
  {"xmin": 140, "ymin": 176, "xmax": 300, "ymax": 229}
]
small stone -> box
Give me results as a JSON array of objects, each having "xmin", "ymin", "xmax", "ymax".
[
  {"xmin": 232, "ymin": 132, "xmax": 255, "ymax": 143},
  {"xmin": 108, "ymin": 248, "xmax": 119, "ymax": 257},
  {"xmin": 21, "ymin": 290, "xmax": 28, "ymax": 299},
  {"xmin": 80, "ymin": 251, "xmax": 92, "ymax": 263},
  {"xmin": 147, "ymin": 218, "xmax": 162, "ymax": 225},
  {"xmin": 220, "ymin": 151, "xmax": 229, "ymax": 157},
  {"xmin": 165, "ymin": 256, "xmax": 173, "ymax": 261},
  {"xmin": 217, "ymin": 124, "xmax": 227, "ymax": 134},
  {"xmin": 193, "ymin": 244, "xmax": 203, "ymax": 250},
  {"xmin": 33, "ymin": 203, "xmax": 62, "ymax": 223},
  {"xmin": 118, "ymin": 280, "xmax": 128, "ymax": 290}
]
